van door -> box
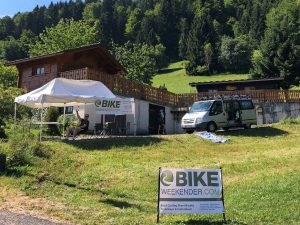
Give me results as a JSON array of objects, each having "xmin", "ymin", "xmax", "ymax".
[
  {"xmin": 224, "ymin": 100, "xmax": 242, "ymax": 126},
  {"xmin": 209, "ymin": 101, "xmax": 226, "ymax": 128},
  {"xmin": 239, "ymin": 100, "xmax": 256, "ymax": 125}
]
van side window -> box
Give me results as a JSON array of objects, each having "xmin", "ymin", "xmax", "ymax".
[
  {"xmin": 240, "ymin": 100, "xmax": 254, "ymax": 110},
  {"xmin": 210, "ymin": 101, "xmax": 223, "ymax": 115}
]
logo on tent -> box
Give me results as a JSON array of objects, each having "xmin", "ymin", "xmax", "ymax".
[{"xmin": 95, "ymin": 100, "xmax": 121, "ymax": 108}]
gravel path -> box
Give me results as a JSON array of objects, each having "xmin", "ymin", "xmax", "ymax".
[{"xmin": 0, "ymin": 210, "xmax": 69, "ymax": 225}]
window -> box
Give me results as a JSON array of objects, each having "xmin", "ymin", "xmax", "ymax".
[
  {"xmin": 239, "ymin": 100, "xmax": 254, "ymax": 110},
  {"xmin": 190, "ymin": 101, "xmax": 213, "ymax": 112},
  {"xmin": 33, "ymin": 67, "xmax": 45, "ymax": 76},
  {"xmin": 58, "ymin": 106, "xmax": 73, "ymax": 114},
  {"xmin": 210, "ymin": 101, "xmax": 223, "ymax": 115}
]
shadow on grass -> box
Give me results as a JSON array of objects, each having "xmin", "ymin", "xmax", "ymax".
[
  {"xmin": 174, "ymin": 219, "xmax": 247, "ymax": 225},
  {"xmin": 3, "ymin": 167, "xmax": 32, "ymax": 178},
  {"xmin": 99, "ymin": 198, "xmax": 143, "ymax": 211},
  {"xmin": 157, "ymin": 68, "xmax": 183, "ymax": 74},
  {"xmin": 217, "ymin": 126, "xmax": 288, "ymax": 137},
  {"xmin": 64, "ymin": 136, "xmax": 164, "ymax": 151}
]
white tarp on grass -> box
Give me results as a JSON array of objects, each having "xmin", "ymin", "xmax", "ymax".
[{"xmin": 194, "ymin": 132, "xmax": 230, "ymax": 143}]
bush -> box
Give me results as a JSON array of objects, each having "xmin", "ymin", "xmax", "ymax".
[
  {"xmin": 0, "ymin": 118, "xmax": 6, "ymax": 139},
  {"xmin": 44, "ymin": 107, "xmax": 60, "ymax": 135},
  {"xmin": 57, "ymin": 114, "xmax": 78, "ymax": 135},
  {"xmin": 4, "ymin": 126, "xmax": 52, "ymax": 166},
  {"xmin": 0, "ymin": 87, "xmax": 30, "ymax": 123},
  {"xmin": 186, "ymin": 62, "xmax": 210, "ymax": 76},
  {"xmin": 196, "ymin": 65, "xmax": 209, "ymax": 75},
  {"xmin": 279, "ymin": 117, "xmax": 300, "ymax": 125}
]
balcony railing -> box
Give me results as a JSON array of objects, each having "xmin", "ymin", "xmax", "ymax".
[
  {"xmin": 60, "ymin": 68, "xmax": 300, "ymax": 107},
  {"xmin": 60, "ymin": 68, "xmax": 177, "ymax": 106}
]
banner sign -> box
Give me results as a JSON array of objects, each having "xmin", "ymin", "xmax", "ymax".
[
  {"xmin": 158, "ymin": 168, "xmax": 224, "ymax": 215},
  {"xmin": 94, "ymin": 98, "xmax": 133, "ymax": 114}
]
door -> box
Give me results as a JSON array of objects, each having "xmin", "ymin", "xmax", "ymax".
[
  {"xmin": 149, "ymin": 104, "xmax": 165, "ymax": 135},
  {"xmin": 224, "ymin": 100, "xmax": 242, "ymax": 126},
  {"xmin": 239, "ymin": 100, "xmax": 256, "ymax": 125},
  {"xmin": 209, "ymin": 101, "xmax": 226, "ymax": 128}
]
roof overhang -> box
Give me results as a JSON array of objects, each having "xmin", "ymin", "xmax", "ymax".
[
  {"xmin": 189, "ymin": 77, "xmax": 284, "ymax": 87},
  {"xmin": 6, "ymin": 42, "xmax": 127, "ymax": 74}
]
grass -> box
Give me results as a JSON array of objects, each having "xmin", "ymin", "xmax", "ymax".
[
  {"xmin": 0, "ymin": 123, "xmax": 300, "ymax": 224},
  {"xmin": 291, "ymin": 85, "xmax": 300, "ymax": 90},
  {"xmin": 152, "ymin": 61, "xmax": 250, "ymax": 93}
]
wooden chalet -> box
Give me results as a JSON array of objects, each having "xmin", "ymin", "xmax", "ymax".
[{"xmin": 7, "ymin": 43, "xmax": 126, "ymax": 91}]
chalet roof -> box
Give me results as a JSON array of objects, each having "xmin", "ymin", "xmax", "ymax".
[
  {"xmin": 6, "ymin": 42, "xmax": 127, "ymax": 74},
  {"xmin": 189, "ymin": 77, "xmax": 284, "ymax": 87}
]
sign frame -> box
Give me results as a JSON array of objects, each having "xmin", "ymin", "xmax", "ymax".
[{"xmin": 156, "ymin": 167, "xmax": 226, "ymax": 223}]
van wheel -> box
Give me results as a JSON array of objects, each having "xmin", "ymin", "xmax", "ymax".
[
  {"xmin": 186, "ymin": 130, "xmax": 194, "ymax": 134},
  {"xmin": 207, "ymin": 122, "xmax": 217, "ymax": 132}
]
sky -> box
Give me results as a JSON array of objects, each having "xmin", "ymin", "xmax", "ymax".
[{"xmin": 0, "ymin": 0, "xmax": 69, "ymax": 18}]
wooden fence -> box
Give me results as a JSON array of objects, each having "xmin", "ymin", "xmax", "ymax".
[
  {"xmin": 60, "ymin": 68, "xmax": 300, "ymax": 107},
  {"xmin": 60, "ymin": 68, "xmax": 177, "ymax": 106},
  {"xmin": 175, "ymin": 90, "xmax": 300, "ymax": 107}
]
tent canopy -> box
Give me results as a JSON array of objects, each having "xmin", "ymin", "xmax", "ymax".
[{"xmin": 15, "ymin": 78, "xmax": 117, "ymax": 108}]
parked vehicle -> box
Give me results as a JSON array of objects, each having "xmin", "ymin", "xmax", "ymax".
[{"xmin": 181, "ymin": 96, "xmax": 257, "ymax": 133}]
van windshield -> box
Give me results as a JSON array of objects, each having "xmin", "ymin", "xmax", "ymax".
[{"xmin": 190, "ymin": 101, "xmax": 212, "ymax": 112}]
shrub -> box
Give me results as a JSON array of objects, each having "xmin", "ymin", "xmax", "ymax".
[
  {"xmin": 44, "ymin": 107, "xmax": 60, "ymax": 135},
  {"xmin": 196, "ymin": 65, "xmax": 209, "ymax": 75},
  {"xmin": 5, "ymin": 126, "xmax": 52, "ymax": 166},
  {"xmin": 57, "ymin": 114, "xmax": 78, "ymax": 135},
  {"xmin": 0, "ymin": 118, "xmax": 6, "ymax": 139},
  {"xmin": 279, "ymin": 117, "xmax": 300, "ymax": 125}
]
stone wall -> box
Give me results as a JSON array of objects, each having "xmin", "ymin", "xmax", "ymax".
[{"xmin": 255, "ymin": 102, "xmax": 300, "ymax": 124}]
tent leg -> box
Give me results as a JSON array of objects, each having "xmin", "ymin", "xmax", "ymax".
[
  {"xmin": 14, "ymin": 103, "xmax": 17, "ymax": 125},
  {"xmin": 63, "ymin": 104, "xmax": 66, "ymax": 137},
  {"xmin": 39, "ymin": 105, "xmax": 44, "ymax": 142}
]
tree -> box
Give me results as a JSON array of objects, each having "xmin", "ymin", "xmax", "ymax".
[
  {"xmin": 178, "ymin": 18, "xmax": 189, "ymax": 59},
  {"xmin": 156, "ymin": 0, "xmax": 180, "ymax": 59},
  {"xmin": 3, "ymin": 37, "xmax": 27, "ymax": 61},
  {"xmin": 0, "ymin": 86, "xmax": 29, "ymax": 123},
  {"xmin": 219, "ymin": 36, "xmax": 252, "ymax": 72},
  {"xmin": 111, "ymin": 42, "xmax": 164, "ymax": 84},
  {"xmin": 18, "ymin": 30, "xmax": 36, "ymax": 57},
  {"xmin": 29, "ymin": 19, "xmax": 98, "ymax": 57},
  {"xmin": 251, "ymin": 0, "xmax": 300, "ymax": 87},
  {"xmin": 0, "ymin": 62, "xmax": 18, "ymax": 87},
  {"xmin": 136, "ymin": 14, "xmax": 160, "ymax": 46},
  {"xmin": 0, "ymin": 16, "xmax": 16, "ymax": 39},
  {"xmin": 186, "ymin": 7, "xmax": 217, "ymax": 75},
  {"xmin": 204, "ymin": 43, "xmax": 213, "ymax": 74},
  {"xmin": 125, "ymin": 8, "xmax": 143, "ymax": 40}
]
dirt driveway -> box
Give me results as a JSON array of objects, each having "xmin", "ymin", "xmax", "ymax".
[{"xmin": 0, "ymin": 210, "xmax": 68, "ymax": 225}]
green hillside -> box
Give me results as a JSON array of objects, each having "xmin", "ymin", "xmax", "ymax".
[
  {"xmin": 1, "ymin": 122, "xmax": 300, "ymax": 224},
  {"xmin": 152, "ymin": 61, "xmax": 250, "ymax": 93}
]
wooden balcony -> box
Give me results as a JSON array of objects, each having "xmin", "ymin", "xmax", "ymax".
[
  {"xmin": 59, "ymin": 68, "xmax": 300, "ymax": 107},
  {"xmin": 60, "ymin": 68, "xmax": 177, "ymax": 106}
]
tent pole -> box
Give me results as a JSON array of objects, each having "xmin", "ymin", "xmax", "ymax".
[
  {"xmin": 63, "ymin": 104, "xmax": 66, "ymax": 137},
  {"xmin": 14, "ymin": 103, "xmax": 17, "ymax": 125},
  {"xmin": 39, "ymin": 104, "xmax": 44, "ymax": 142}
]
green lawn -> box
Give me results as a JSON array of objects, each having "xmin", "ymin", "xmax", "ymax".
[
  {"xmin": 152, "ymin": 61, "xmax": 250, "ymax": 93},
  {"xmin": 1, "ymin": 123, "xmax": 300, "ymax": 225},
  {"xmin": 291, "ymin": 86, "xmax": 300, "ymax": 90}
]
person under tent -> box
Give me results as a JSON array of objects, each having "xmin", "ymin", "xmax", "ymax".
[{"xmin": 64, "ymin": 109, "xmax": 89, "ymax": 140}]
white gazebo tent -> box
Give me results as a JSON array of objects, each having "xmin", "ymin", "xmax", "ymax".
[{"xmin": 14, "ymin": 78, "xmax": 134, "ymax": 141}]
